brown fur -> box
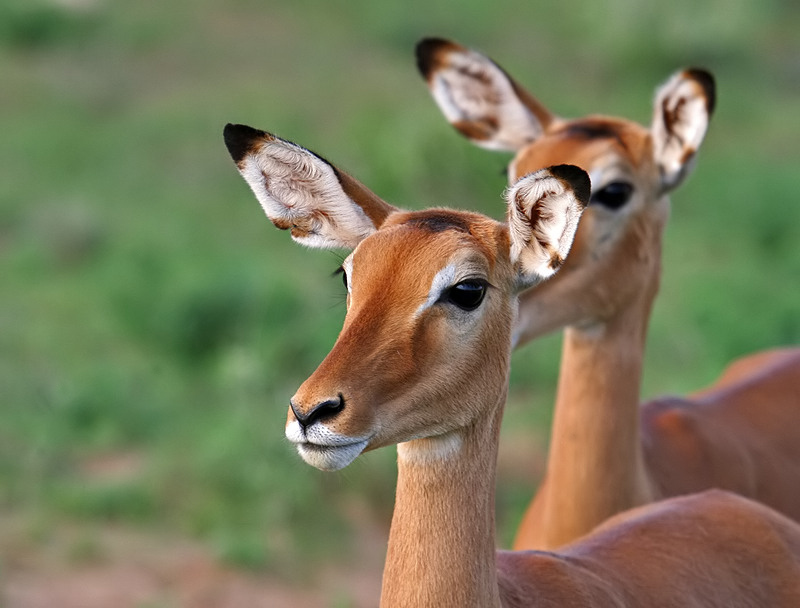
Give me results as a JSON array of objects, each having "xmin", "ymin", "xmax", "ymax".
[
  {"xmin": 453, "ymin": 118, "xmax": 497, "ymax": 142},
  {"xmin": 334, "ymin": 168, "xmax": 396, "ymax": 228}
]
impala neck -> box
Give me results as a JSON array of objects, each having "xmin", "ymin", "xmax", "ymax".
[
  {"xmin": 381, "ymin": 393, "xmax": 506, "ymax": 608},
  {"xmin": 539, "ymin": 305, "xmax": 655, "ymax": 548}
]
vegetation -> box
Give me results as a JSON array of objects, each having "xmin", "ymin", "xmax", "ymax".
[{"xmin": 1, "ymin": 0, "xmax": 798, "ymax": 600}]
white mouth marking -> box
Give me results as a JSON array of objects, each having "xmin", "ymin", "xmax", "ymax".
[
  {"xmin": 285, "ymin": 420, "xmax": 370, "ymax": 471},
  {"xmin": 296, "ymin": 440, "xmax": 368, "ymax": 471}
]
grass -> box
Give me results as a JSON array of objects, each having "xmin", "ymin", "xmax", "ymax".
[{"xmin": 1, "ymin": 0, "xmax": 798, "ymax": 599}]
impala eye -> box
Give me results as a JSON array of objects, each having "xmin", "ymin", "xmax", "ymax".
[
  {"xmin": 444, "ymin": 280, "xmax": 487, "ymax": 311},
  {"xmin": 590, "ymin": 181, "xmax": 634, "ymax": 209}
]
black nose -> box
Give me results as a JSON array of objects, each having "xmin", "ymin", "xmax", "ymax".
[{"xmin": 290, "ymin": 394, "xmax": 345, "ymax": 430}]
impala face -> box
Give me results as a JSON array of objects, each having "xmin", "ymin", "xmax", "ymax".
[
  {"xmin": 223, "ymin": 123, "xmax": 588, "ymax": 471},
  {"xmin": 511, "ymin": 117, "xmax": 670, "ymax": 337},
  {"xmin": 286, "ymin": 210, "xmax": 515, "ymax": 470},
  {"xmin": 416, "ymin": 38, "xmax": 715, "ymax": 339}
]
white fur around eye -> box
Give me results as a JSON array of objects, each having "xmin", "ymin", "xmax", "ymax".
[
  {"xmin": 415, "ymin": 264, "xmax": 457, "ymax": 317},
  {"xmin": 342, "ymin": 256, "xmax": 354, "ymax": 292}
]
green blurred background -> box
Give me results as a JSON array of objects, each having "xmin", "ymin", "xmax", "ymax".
[{"xmin": 1, "ymin": 0, "xmax": 798, "ymax": 605}]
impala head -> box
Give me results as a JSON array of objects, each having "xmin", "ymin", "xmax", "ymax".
[
  {"xmin": 416, "ymin": 38, "xmax": 715, "ymax": 339},
  {"xmin": 223, "ymin": 123, "xmax": 588, "ymax": 470}
]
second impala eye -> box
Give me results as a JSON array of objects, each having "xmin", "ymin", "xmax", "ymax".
[
  {"xmin": 444, "ymin": 280, "xmax": 487, "ymax": 311},
  {"xmin": 590, "ymin": 181, "xmax": 634, "ymax": 209}
]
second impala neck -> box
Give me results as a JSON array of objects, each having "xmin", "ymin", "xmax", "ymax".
[
  {"xmin": 381, "ymin": 397, "xmax": 505, "ymax": 608},
  {"xmin": 537, "ymin": 312, "xmax": 655, "ymax": 548}
]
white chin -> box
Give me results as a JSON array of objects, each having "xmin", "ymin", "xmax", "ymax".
[{"xmin": 296, "ymin": 440, "xmax": 368, "ymax": 471}]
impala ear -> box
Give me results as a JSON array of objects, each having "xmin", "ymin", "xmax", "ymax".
[
  {"xmin": 223, "ymin": 124, "xmax": 397, "ymax": 250},
  {"xmin": 507, "ymin": 165, "xmax": 589, "ymax": 286},
  {"xmin": 651, "ymin": 68, "xmax": 715, "ymax": 192},
  {"xmin": 416, "ymin": 38, "xmax": 556, "ymax": 152}
]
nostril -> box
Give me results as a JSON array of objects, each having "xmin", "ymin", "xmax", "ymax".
[{"xmin": 291, "ymin": 394, "xmax": 345, "ymax": 430}]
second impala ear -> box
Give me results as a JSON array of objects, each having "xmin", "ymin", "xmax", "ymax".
[
  {"xmin": 651, "ymin": 68, "xmax": 715, "ymax": 192},
  {"xmin": 507, "ymin": 165, "xmax": 590, "ymax": 285},
  {"xmin": 223, "ymin": 124, "xmax": 397, "ymax": 250},
  {"xmin": 416, "ymin": 38, "xmax": 555, "ymax": 152}
]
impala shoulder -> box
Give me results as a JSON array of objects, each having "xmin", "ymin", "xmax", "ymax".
[
  {"xmin": 641, "ymin": 397, "xmax": 697, "ymax": 440},
  {"xmin": 640, "ymin": 398, "xmax": 710, "ymax": 487},
  {"xmin": 496, "ymin": 550, "xmax": 624, "ymax": 607}
]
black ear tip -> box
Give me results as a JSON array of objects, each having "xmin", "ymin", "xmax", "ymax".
[
  {"xmin": 685, "ymin": 68, "xmax": 716, "ymax": 115},
  {"xmin": 549, "ymin": 164, "xmax": 592, "ymax": 207},
  {"xmin": 415, "ymin": 38, "xmax": 439, "ymax": 75},
  {"xmin": 415, "ymin": 37, "xmax": 455, "ymax": 76},
  {"xmin": 223, "ymin": 123, "xmax": 267, "ymax": 163}
]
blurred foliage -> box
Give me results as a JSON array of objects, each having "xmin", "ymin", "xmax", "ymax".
[
  {"xmin": 1, "ymin": 0, "xmax": 798, "ymax": 597},
  {"xmin": 0, "ymin": 0, "xmax": 100, "ymax": 49}
]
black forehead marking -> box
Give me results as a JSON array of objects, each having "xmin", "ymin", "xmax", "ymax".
[
  {"xmin": 404, "ymin": 210, "xmax": 471, "ymax": 234},
  {"xmin": 560, "ymin": 119, "xmax": 626, "ymax": 146}
]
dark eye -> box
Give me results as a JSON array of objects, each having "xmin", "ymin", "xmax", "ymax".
[
  {"xmin": 590, "ymin": 181, "xmax": 634, "ymax": 209},
  {"xmin": 444, "ymin": 280, "xmax": 487, "ymax": 311}
]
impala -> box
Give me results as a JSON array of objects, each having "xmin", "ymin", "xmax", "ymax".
[
  {"xmin": 223, "ymin": 123, "xmax": 800, "ymax": 607},
  {"xmin": 416, "ymin": 37, "xmax": 800, "ymax": 550}
]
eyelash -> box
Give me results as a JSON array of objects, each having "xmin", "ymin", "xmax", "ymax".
[{"xmin": 333, "ymin": 266, "xmax": 348, "ymax": 290}]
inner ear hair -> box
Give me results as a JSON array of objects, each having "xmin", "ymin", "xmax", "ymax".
[
  {"xmin": 652, "ymin": 69, "xmax": 715, "ymax": 191},
  {"xmin": 506, "ymin": 165, "xmax": 589, "ymax": 282},
  {"xmin": 223, "ymin": 124, "xmax": 397, "ymax": 250}
]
